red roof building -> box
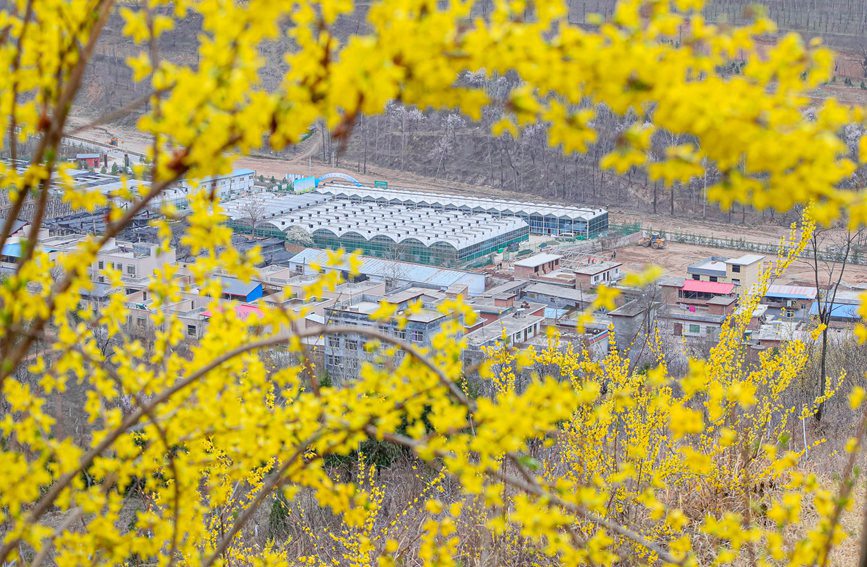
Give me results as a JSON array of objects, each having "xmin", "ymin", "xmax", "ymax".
[
  {"xmin": 681, "ymin": 280, "xmax": 735, "ymax": 295},
  {"xmin": 678, "ymin": 279, "xmax": 736, "ymax": 307}
]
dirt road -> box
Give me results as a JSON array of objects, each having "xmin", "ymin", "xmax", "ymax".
[
  {"xmin": 613, "ymin": 240, "xmax": 867, "ymax": 286},
  {"xmin": 66, "ymin": 115, "xmax": 863, "ymax": 285}
]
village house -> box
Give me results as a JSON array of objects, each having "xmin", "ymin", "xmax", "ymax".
[
  {"xmin": 675, "ymin": 279, "xmax": 737, "ymax": 308},
  {"xmin": 91, "ymin": 239, "xmax": 177, "ymax": 294},
  {"xmin": 320, "ymin": 288, "xmax": 454, "ymax": 384},
  {"xmin": 464, "ymin": 301, "xmax": 546, "ymax": 348},
  {"xmin": 522, "ymin": 282, "xmax": 594, "ymax": 311},
  {"xmin": 661, "ymin": 308, "xmax": 726, "ymax": 342},
  {"xmin": 513, "ymin": 253, "xmax": 563, "ymax": 279},
  {"xmin": 75, "ymin": 153, "xmax": 103, "ymax": 169},
  {"xmin": 526, "ymin": 323, "xmax": 610, "ymax": 359},
  {"xmin": 217, "ymin": 276, "xmax": 263, "ymax": 303},
  {"xmin": 761, "ymin": 284, "xmax": 817, "ymax": 320},
  {"xmin": 477, "ymin": 280, "xmax": 530, "ymax": 308},
  {"xmin": 125, "ymin": 290, "xmax": 212, "ymax": 341},
  {"xmin": 752, "ymin": 319, "xmax": 808, "ymax": 350},
  {"xmin": 687, "ymin": 254, "xmax": 764, "ymax": 295},
  {"xmin": 607, "ymin": 299, "xmax": 655, "ymax": 352},
  {"xmin": 573, "ymin": 261, "xmax": 622, "ymax": 289}
]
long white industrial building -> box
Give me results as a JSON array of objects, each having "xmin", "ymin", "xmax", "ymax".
[
  {"xmin": 222, "ymin": 192, "xmax": 529, "ymax": 267},
  {"xmin": 315, "ymin": 183, "xmax": 608, "ymax": 238}
]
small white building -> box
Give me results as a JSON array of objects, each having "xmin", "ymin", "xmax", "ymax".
[
  {"xmin": 91, "ymin": 238, "xmax": 177, "ymax": 293},
  {"xmin": 573, "ymin": 261, "xmax": 622, "ymax": 289},
  {"xmin": 513, "ymin": 253, "xmax": 562, "ymax": 279},
  {"xmin": 155, "ymin": 169, "xmax": 257, "ymax": 210}
]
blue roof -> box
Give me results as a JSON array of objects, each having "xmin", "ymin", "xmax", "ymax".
[
  {"xmin": 765, "ymin": 285, "xmax": 817, "ymax": 301},
  {"xmin": 2, "ymin": 243, "xmax": 23, "ymax": 258},
  {"xmin": 2, "ymin": 242, "xmax": 56, "ymax": 258},
  {"xmin": 544, "ymin": 307, "xmax": 568, "ymax": 320},
  {"xmin": 219, "ymin": 276, "xmax": 262, "ymax": 296},
  {"xmin": 767, "ymin": 292, "xmax": 810, "ymax": 300},
  {"xmin": 809, "ymin": 302, "xmax": 860, "ymax": 320},
  {"xmin": 287, "ymin": 249, "xmax": 485, "ymax": 294}
]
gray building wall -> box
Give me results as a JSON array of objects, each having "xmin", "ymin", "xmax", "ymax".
[{"xmin": 321, "ymin": 307, "xmax": 450, "ymax": 384}]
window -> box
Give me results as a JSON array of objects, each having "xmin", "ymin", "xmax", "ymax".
[
  {"xmin": 784, "ymin": 309, "xmax": 795, "ymax": 318},
  {"xmin": 98, "ymin": 261, "xmax": 104, "ymax": 269},
  {"xmin": 327, "ymin": 336, "xmax": 340, "ymax": 348},
  {"xmin": 732, "ymin": 264, "xmax": 741, "ymax": 273},
  {"xmin": 396, "ymin": 329, "xmax": 406, "ymax": 340},
  {"xmin": 709, "ymin": 276, "xmax": 718, "ymax": 282},
  {"xmin": 346, "ymin": 339, "xmax": 358, "ymax": 351},
  {"xmin": 692, "ymin": 274, "xmax": 700, "ymax": 280},
  {"xmin": 732, "ymin": 279, "xmax": 740, "ymax": 285},
  {"xmin": 326, "ymin": 354, "xmax": 339, "ymax": 366},
  {"xmin": 688, "ymin": 324, "xmax": 701, "ymax": 334},
  {"xmin": 127, "ymin": 265, "xmax": 136, "ymax": 276},
  {"xmin": 187, "ymin": 324, "xmax": 197, "ymax": 337},
  {"xmin": 410, "ymin": 330, "xmax": 424, "ymax": 343},
  {"xmin": 136, "ymin": 317, "xmax": 145, "ymax": 328}
]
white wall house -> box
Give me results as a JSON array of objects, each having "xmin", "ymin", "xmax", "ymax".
[{"xmin": 153, "ymin": 169, "xmax": 257, "ymax": 210}]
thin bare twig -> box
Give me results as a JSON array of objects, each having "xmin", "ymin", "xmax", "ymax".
[
  {"xmin": 820, "ymin": 406, "xmax": 867, "ymax": 567},
  {"xmin": 201, "ymin": 431, "xmax": 328, "ymax": 566},
  {"xmin": 0, "ymin": 323, "xmax": 466, "ymax": 563},
  {"xmin": 369, "ymin": 429, "xmax": 685, "ymax": 565},
  {"xmin": 64, "ymin": 91, "xmax": 156, "ymax": 136}
]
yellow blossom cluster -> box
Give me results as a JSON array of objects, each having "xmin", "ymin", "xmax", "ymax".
[{"xmin": 0, "ymin": 0, "xmax": 865, "ymax": 565}]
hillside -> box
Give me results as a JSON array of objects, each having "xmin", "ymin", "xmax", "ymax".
[{"xmin": 76, "ymin": 1, "xmax": 867, "ymax": 225}]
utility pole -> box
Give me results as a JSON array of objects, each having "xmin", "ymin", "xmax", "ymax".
[
  {"xmin": 702, "ymin": 164, "xmax": 707, "ymax": 220},
  {"xmin": 362, "ymin": 114, "xmax": 367, "ymax": 174}
]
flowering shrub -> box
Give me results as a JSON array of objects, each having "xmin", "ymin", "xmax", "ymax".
[{"xmin": 0, "ymin": 0, "xmax": 866, "ymax": 565}]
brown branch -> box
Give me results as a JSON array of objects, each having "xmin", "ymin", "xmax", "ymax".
[
  {"xmin": 28, "ymin": 507, "xmax": 83, "ymax": 567},
  {"xmin": 369, "ymin": 429, "xmax": 684, "ymax": 565},
  {"xmin": 201, "ymin": 431, "xmax": 327, "ymax": 566},
  {"xmin": 8, "ymin": 0, "xmax": 35, "ymax": 165},
  {"xmin": 0, "ymin": 323, "xmax": 465, "ymax": 563},
  {"xmin": 0, "ymin": 173, "xmax": 186, "ymax": 385},
  {"xmin": 820, "ymin": 404, "xmax": 867, "ymax": 567},
  {"xmin": 98, "ymin": 354, "xmax": 184, "ymax": 567},
  {"xmin": 0, "ymin": 0, "xmax": 118, "ymax": 362},
  {"xmin": 64, "ymin": 91, "xmax": 156, "ymax": 137}
]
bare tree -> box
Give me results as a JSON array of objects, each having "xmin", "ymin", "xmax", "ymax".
[
  {"xmin": 433, "ymin": 114, "xmax": 464, "ymax": 179},
  {"xmin": 860, "ymin": 43, "xmax": 867, "ymax": 79},
  {"xmin": 239, "ymin": 198, "xmax": 266, "ymax": 238},
  {"xmin": 806, "ymin": 227, "xmax": 864, "ymax": 422}
]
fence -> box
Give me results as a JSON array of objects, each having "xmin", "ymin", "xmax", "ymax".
[
  {"xmin": 646, "ymin": 227, "xmax": 867, "ymax": 266},
  {"xmin": 606, "ymin": 222, "xmax": 642, "ymax": 237}
]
